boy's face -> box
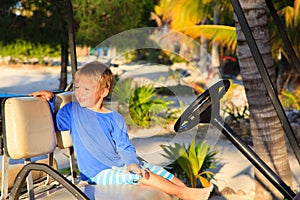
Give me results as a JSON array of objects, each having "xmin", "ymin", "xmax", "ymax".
[{"xmin": 74, "ymin": 75, "xmax": 102, "ymax": 109}]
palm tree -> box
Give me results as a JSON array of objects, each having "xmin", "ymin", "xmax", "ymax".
[
  {"xmin": 154, "ymin": 0, "xmax": 237, "ymax": 78},
  {"xmin": 165, "ymin": 0, "xmax": 214, "ymax": 71},
  {"xmin": 234, "ymin": 0, "xmax": 292, "ymax": 199},
  {"xmin": 161, "ymin": 0, "xmax": 299, "ymax": 72}
]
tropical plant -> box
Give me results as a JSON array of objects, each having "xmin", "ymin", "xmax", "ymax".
[
  {"xmin": 154, "ymin": 0, "xmax": 236, "ymax": 52},
  {"xmin": 270, "ymin": 0, "xmax": 300, "ymax": 64},
  {"xmin": 112, "ymin": 78, "xmax": 175, "ymax": 128},
  {"xmin": 281, "ymin": 88, "xmax": 300, "ymax": 110},
  {"xmin": 154, "ymin": 0, "xmax": 300, "ymax": 68},
  {"xmin": 183, "ymin": 25, "xmax": 237, "ymax": 51},
  {"xmin": 111, "ymin": 78, "xmax": 136, "ymax": 125},
  {"xmin": 112, "ymin": 78, "xmax": 135, "ymax": 104},
  {"xmin": 223, "ymin": 104, "xmax": 249, "ymax": 125},
  {"xmin": 161, "ymin": 138, "xmax": 217, "ymax": 188},
  {"xmin": 129, "ymin": 84, "xmax": 172, "ymax": 128}
]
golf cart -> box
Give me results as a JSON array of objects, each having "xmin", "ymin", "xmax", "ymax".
[{"xmin": 0, "ymin": 0, "xmax": 299, "ymax": 199}]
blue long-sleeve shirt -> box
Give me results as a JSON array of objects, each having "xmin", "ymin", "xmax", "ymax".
[{"xmin": 50, "ymin": 97, "xmax": 139, "ymax": 180}]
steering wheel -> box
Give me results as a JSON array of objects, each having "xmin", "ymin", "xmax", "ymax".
[{"xmin": 174, "ymin": 79, "xmax": 231, "ymax": 133}]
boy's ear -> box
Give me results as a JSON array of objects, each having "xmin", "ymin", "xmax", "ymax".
[{"xmin": 101, "ymin": 88, "xmax": 110, "ymax": 97}]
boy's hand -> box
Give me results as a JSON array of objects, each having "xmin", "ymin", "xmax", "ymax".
[
  {"xmin": 126, "ymin": 163, "xmax": 142, "ymax": 175},
  {"xmin": 126, "ymin": 163, "xmax": 150, "ymax": 180},
  {"xmin": 29, "ymin": 90, "xmax": 54, "ymax": 101}
]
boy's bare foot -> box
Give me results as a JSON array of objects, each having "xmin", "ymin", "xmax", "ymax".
[{"xmin": 183, "ymin": 184, "xmax": 213, "ymax": 200}]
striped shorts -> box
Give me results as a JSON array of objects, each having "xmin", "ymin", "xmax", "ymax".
[{"xmin": 88, "ymin": 161, "xmax": 174, "ymax": 185}]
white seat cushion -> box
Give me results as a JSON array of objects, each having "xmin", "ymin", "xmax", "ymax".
[{"xmin": 4, "ymin": 97, "xmax": 56, "ymax": 159}]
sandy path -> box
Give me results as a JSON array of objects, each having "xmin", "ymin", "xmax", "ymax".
[{"xmin": 0, "ymin": 65, "xmax": 66, "ymax": 94}]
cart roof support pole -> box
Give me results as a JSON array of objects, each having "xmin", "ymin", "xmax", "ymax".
[{"xmin": 65, "ymin": 0, "xmax": 77, "ymax": 83}]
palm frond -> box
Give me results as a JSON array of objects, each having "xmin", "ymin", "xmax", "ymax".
[
  {"xmin": 295, "ymin": 0, "xmax": 300, "ymax": 22},
  {"xmin": 184, "ymin": 25, "xmax": 237, "ymax": 50},
  {"xmin": 278, "ymin": 6, "xmax": 295, "ymax": 27}
]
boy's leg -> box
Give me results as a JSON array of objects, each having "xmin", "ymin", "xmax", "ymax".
[
  {"xmin": 140, "ymin": 161, "xmax": 185, "ymax": 187},
  {"xmin": 139, "ymin": 172, "xmax": 213, "ymax": 200},
  {"xmin": 169, "ymin": 176, "xmax": 186, "ymax": 187},
  {"xmin": 89, "ymin": 163, "xmax": 212, "ymax": 200},
  {"xmin": 89, "ymin": 167, "xmax": 141, "ymax": 185}
]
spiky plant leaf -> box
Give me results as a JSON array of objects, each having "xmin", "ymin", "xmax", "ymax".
[{"xmin": 199, "ymin": 176, "xmax": 211, "ymax": 188}]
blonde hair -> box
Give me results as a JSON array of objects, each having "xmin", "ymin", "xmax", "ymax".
[{"xmin": 75, "ymin": 61, "xmax": 114, "ymax": 93}]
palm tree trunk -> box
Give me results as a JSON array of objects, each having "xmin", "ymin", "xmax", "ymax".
[{"xmin": 234, "ymin": 0, "xmax": 292, "ymax": 199}]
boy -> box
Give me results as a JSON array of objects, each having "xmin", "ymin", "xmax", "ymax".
[{"xmin": 30, "ymin": 61, "xmax": 212, "ymax": 200}]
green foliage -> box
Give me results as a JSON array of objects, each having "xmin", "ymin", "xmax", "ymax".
[
  {"xmin": 0, "ymin": 1, "xmax": 67, "ymax": 46},
  {"xmin": 222, "ymin": 104, "xmax": 251, "ymax": 143},
  {"xmin": 155, "ymin": 0, "xmax": 236, "ymax": 52},
  {"xmin": 73, "ymin": 0, "xmax": 157, "ymax": 46},
  {"xmin": 0, "ymin": 40, "xmax": 60, "ymax": 64},
  {"xmin": 271, "ymin": 1, "xmax": 300, "ymax": 63},
  {"xmin": 0, "ymin": 1, "xmax": 67, "ymax": 65},
  {"xmin": 113, "ymin": 78, "xmax": 176, "ymax": 128},
  {"xmin": 223, "ymin": 104, "xmax": 249, "ymax": 125},
  {"xmin": 281, "ymin": 88, "xmax": 300, "ymax": 110},
  {"xmin": 123, "ymin": 49, "xmax": 185, "ymax": 65},
  {"xmin": 112, "ymin": 78, "xmax": 136, "ymax": 105},
  {"xmin": 129, "ymin": 84, "xmax": 171, "ymax": 128},
  {"xmin": 59, "ymin": 166, "xmax": 80, "ymax": 176},
  {"xmin": 184, "ymin": 25, "xmax": 237, "ymax": 51},
  {"xmin": 161, "ymin": 139, "xmax": 217, "ymax": 188}
]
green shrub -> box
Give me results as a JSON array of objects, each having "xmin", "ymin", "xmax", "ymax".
[
  {"xmin": 112, "ymin": 78, "xmax": 136, "ymax": 116},
  {"xmin": 123, "ymin": 49, "xmax": 186, "ymax": 65},
  {"xmin": 112, "ymin": 78, "xmax": 176, "ymax": 128},
  {"xmin": 161, "ymin": 139, "xmax": 217, "ymax": 188},
  {"xmin": 0, "ymin": 39, "xmax": 60, "ymax": 64},
  {"xmin": 223, "ymin": 104, "xmax": 249, "ymax": 125}
]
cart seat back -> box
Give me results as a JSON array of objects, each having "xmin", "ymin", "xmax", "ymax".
[
  {"xmin": 55, "ymin": 92, "xmax": 74, "ymax": 149},
  {"xmin": 54, "ymin": 92, "xmax": 77, "ymax": 184},
  {"xmin": 4, "ymin": 97, "xmax": 56, "ymax": 159}
]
